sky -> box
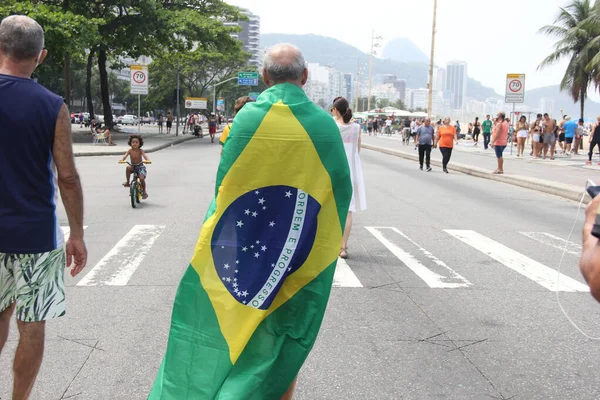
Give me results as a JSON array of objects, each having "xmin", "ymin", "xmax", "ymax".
[{"xmin": 228, "ymin": 0, "xmax": 599, "ymax": 100}]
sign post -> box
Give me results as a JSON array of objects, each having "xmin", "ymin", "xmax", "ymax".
[
  {"xmin": 130, "ymin": 65, "xmax": 149, "ymax": 134},
  {"xmin": 505, "ymin": 74, "xmax": 525, "ymax": 155}
]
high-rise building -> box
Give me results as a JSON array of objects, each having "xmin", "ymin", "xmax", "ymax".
[
  {"xmin": 446, "ymin": 61, "xmax": 467, "ymax": 110},
  {"xmin": 433, "ymin": 67, "xmax": 446, "ymax": 92},
  {"xmin": 224, "ymin": 8, "xmax": 261, "ymax": 67},
  {"xmin": 304, "ymin": 63, "xmax": 344, "ymax": 107},
  {"xmin": 539, "ymin": 97, "xmax": 555, "ymax": 116},
  {"xmin": 343, "ymin": 73, "xmax": 354, "ymax": 105}
]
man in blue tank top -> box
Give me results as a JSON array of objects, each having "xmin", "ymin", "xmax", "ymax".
[{"xmin": 0, "ymin": 15, "xmax": 87, "ymax": 399}]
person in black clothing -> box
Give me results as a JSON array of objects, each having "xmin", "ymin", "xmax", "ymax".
[
  {"xmin": 587, "ymin": 116, "xmax": 600, "ymax": 165},
  {"xmin": 472, "ymin": 117, "xmax": 481, "ymax": 146}
]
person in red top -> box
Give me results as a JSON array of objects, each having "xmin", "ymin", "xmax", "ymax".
[{"xmin": 491, "ymin": 112, "xmax": 509, "ymax": 174}]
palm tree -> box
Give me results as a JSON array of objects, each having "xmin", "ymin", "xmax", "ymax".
[
  {"xmin": 580, "ymin": 1, "xmax": 600, "ymax": 92},
  {"xmin": 538, "ymin": 0, "xmax": 597, "ymax": 119}
]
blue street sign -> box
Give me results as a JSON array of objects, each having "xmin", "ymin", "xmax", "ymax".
[{"xmin": 238, "ymin": 72, "xmax": 259, "ymax": 86}]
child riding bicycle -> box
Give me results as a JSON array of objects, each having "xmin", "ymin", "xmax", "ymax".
[{"xmin": 120, "ymin": 135, "xmax": 151, "ymax": 198}]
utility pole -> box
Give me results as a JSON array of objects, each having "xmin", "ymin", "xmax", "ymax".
[
  {"xmin": 367, "ymin": 30, "xmax": 382, "ymax": 112},
  {"xmin": 175, "ymin": 59, "xmax": 180, "ymax": 136},
  {"xmin": 427, "ymin": 0, "xmax": 438, "ymax": 118}
]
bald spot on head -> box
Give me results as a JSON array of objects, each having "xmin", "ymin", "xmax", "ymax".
[{"xmin": 262, "ymin": 43, "xmax": 307, "ymax": 87}]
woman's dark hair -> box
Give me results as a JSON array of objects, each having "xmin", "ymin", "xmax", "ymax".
[
  {"xmin": 332, "ymin": 96, "xmax": 353, "ymax": 123},
  {"xmin": 234, "ymin": 96, "xmax": 255, "ymax": 115},
  {"xmin": 475, "ymin": 117, "xmax": 479, "ymax": 121},
  {"xmin": 128, "ymin": 134, "xmax": 144, "ymax": 147}
]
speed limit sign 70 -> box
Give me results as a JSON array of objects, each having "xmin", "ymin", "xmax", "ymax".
[
  {"xmin": 130, "ymin": 65, "xmax": 149, "ymax": 95},
  {"xmin": 505, "ymin": 74, "xmax": 525, "ymax": 103}
]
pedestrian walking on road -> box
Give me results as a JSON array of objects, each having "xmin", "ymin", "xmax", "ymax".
[
  {"xmin": 149, "ymin": 43, "xmax": 351, "ymax": 400},
  {"xmin": 482, "ymin": 115, "xmax": 493, "ymax": 150},
  {"xmin": 157, "ymin": 113, "xmax": 163, "ymax": 134},
  {"xmin": 530, "ymin": 113, "xmax": 543, "ymax": 158},
  {"xmin": 574, "ymin": 118, "xmax": 585, "ymax": 155},
  {"xmin": 587, "ymin": 116, "xmax": 600, "ymax": 165},
  {"xmin": 472, "ymin": 117, "xmax": 481, "ymax": 146},
  {"xmin": 208, "ymin": 112, "xmax": 217, "ymax": 143},
  {"xmin": 541, "ymin": 114, "xmax": 556, "ymax": 160},
  {"xmin": 332, "ymin": 96, "xmax": 367, "ymax": 259},
  {"xmin": 417, "ymin": 117, "xmax": 435, "ymax": 171},
  {"xmin": 491, "ymin": 112, "xmax": 509, "ymax": 174},
  {"xmin": 0, "ymin": 15, "xmax": 87, "ymax": 400},
  {"xmin": 166, "ymin": 110, "xmax": 173, "ymax": 134},
  {"xmin": 435, "ymin": 117, "xmax": 458, "ymax": 173},
  {"xmin": 515, "ymin": 115, "xmax": 528, "ymax": 157},
  {"xmin": 562, "ymin": 116, "xmax": 577, "ymax": 156}
]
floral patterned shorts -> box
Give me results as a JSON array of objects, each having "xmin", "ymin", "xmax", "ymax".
[{"xmin": 0, "ymin": 247, "xmax": 66, "ymax": 322}]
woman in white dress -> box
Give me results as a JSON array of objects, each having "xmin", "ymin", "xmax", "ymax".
[{"xmin": 331, "ymin": 97, "xmax": 367, "ymax": 259}]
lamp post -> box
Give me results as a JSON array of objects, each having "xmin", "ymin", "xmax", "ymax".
[
  {"xmin": 367, "ymin": 29, "xmax": 383, "ymax": 112},
  {"xmin": 427, "ymin": 0, "xmax": 438, "ymax": 118}
]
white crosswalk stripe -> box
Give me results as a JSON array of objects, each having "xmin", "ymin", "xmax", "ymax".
[
  {"xmin": 77, "ymin": 225, "xmax": 165, "ymax": 286},
  {"xmin": 366, "ymin": 227, "xmax": 472, "ymax": 288},
  {"xmin": 445, "ymin": 230, "xmax": 588, "ymax": 292},
  {"xmin": 62, "ymin": 224, "xmax": 588, "ymax": 292},
  {"xmin": 333, "ymin": 258, "xmax": 363, "ymax": 287},
  {"xmin": 520, "ymin": 232, "xmax": 582, "ymax": 257}
]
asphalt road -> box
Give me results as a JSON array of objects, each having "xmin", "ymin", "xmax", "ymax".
[{"xmin": 2, "ymin": 138, "xmax": 600, "ymax": 400}]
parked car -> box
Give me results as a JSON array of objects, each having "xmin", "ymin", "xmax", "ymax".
[{"xmin": 118, "ymin": 115, "xmax": 139, "ymax": 125}]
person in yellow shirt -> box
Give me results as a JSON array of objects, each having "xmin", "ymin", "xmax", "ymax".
[{"xmin": 219, "ymin": 96, "xmax": 255, "ymax": 152}]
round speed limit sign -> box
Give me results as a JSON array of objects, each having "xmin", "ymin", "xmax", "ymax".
[
  {"xmin": 133, "ymin": 71, "xmax": 146, "ymax": 84},
  {"xmin": 509, "ymin": 79, "xmax": 522, "ymax": 92}
]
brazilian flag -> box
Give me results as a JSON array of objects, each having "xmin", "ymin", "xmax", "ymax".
[{"xmin": 149, "ymin": 83, "xmax": 352, "ymax": 399}]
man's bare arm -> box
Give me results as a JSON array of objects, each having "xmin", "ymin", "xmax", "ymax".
[{"xmin": 53, "ymin": 104, "xmax": 84, "ymax": 240}]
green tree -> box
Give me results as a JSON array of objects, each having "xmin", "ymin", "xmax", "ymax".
[
  {"xmin": 393, "ymin": 99, "xmax": 407, "ymax": 110},
  {"xmin": 0, "ymin": 0, "xmax": 99, "ymax": 105},
  {"xmin": 376, "ymin": 98, "xmax": 390, "ymax": 108},
  {"xmin": 539, "ymin": 0, "xmax": 598, "ymax": 119}
]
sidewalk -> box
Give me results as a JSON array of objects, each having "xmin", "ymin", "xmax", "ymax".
[
  {"xmin": 71, "ymin": 124, "xmax": 220, "ymax": 157},
  {"xmin": 362, "ymin": 134, "xmax": 596, "ymax": 202}
]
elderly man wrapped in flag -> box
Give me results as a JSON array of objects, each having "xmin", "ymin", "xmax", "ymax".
[{"xmin": 149, "ymin": 43, "xmax": 352, "ymax": 399}]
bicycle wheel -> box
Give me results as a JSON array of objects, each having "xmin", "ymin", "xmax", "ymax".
[
  {"xmin": 130, "ymin": 181, "xmax": 137, "ymax": 208},
  {"xmin": 136, "ymin": 180, "xmax": 142, "ymax": 203}
]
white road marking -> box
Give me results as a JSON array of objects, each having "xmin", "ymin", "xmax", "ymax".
[
  {"xmin": 77, "ymin": 225, "xmax": 165, "ymax": 286},
  {"xmin": 333, "ymin": 258, "xmax": 363, "ymax": 287},
  {"xmin": 366, "ymin": 227, "xmax": 472, "ymax": 289},
  {"xmin": 61, "ymin": 226, "xmax": 87, "ymax": 238},
  {"xmin": 445, "ymin": 230, "xmax": 588, "ymax": 292},
  {"xmin": 520, "ymin": 232, "xmax": 581, "ymax": 257}
]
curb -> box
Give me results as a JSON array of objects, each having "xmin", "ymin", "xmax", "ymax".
[
  {"xmin": 362, "ymin": 143, "xmax": 586, "ymax": 202},
  {"xmin": 74, "ymin": 135, "xmax": 198, "ymax": 157}
]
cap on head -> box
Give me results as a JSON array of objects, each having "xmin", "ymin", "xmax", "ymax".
[
  {"xmin": 565, "ymin": 115, "xmax": 571, "ymax": 121},
  {"xmin": 0, "ymin": 15, "xmax": 44, "ymax": 61}
]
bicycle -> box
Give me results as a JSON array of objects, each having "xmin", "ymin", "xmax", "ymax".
[{"xmin": 118, "ymin": 160, "xmax": 151, "ymax": 208}]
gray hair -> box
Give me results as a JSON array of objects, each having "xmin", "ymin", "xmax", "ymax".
[
  {"xmin": 262, "ymin": 43, "xmax": 306, "ymax": 84},
  {"xmin": 0, "ymin": 15, "xmax": 44, "ymax": 61}
]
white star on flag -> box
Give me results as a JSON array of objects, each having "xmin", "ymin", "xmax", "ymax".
[
  {"xmin": 258, "ymin": 198, "xmax": 266, "ymax": 205},
  {"xmin": 254, "ymin": 252, "xmax": 260, "ymax": 258},
  {"xmin": 237, "ymin": 291, "xmax": 243, "ymax": 297},
  {"xmin": 226, "ymin": 277, "xmax": 231, "ymax": 282},
  {"xmin": 285, "ymin": 191, "xmax": 292, "ymax": 198},
  {"xmin": 252, "ymin": 211, "xmax": 258, "ymax": 218},
  {"xmin": 242, "ymin": 246, "xmax": 248, "ymax": 252},
  {"xmin": 244, "ymin": 209, "xmax": 250, "ymax": 215},
  {"xmin": 236, "ymin": 220, "xmax": 244, "ymax": 228},
  {"xmin": 256, "ymin": 240, "xmax": 260, "ymax": 244},
  {"xmin": 261, "ymin": 245, "xmax": 267, "ymax": 251},
  {"xmin": 269, "ymin": 221, "xmax": 275, "ymax": 227},
  {"xmin": 263, "ymin": 206, "xmax": 267, "ymax": 210},
  {"xmin": 250, "ymin": 245, "xmax": 254, "ymax": 249},
  {"xmin": 242, "ymin": 290, "xmax": 249, "ymax": 297},
  {"xmin": 255, "ymin": 190, "xmax": 260, "ymax": 195},
  {"xmin": 224, "ymin": 263, "xmax": 230, "ymax": 269},
  {"xmin": 235, "ymin": 260, "xmax": 239, "ymax": 264},
  {"xmin": 234, "ymin": 271, "xmax": 238, "ymax": 275},
  {"xmin": 233, "ymin": 282, "xmax": 238, "ymax": 288}
]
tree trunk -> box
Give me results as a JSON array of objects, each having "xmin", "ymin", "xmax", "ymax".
[
  {"xmin": 63, "ymin": 53, "xmax": 72, "ymax": 107},
  {"xmin": 85, "ymin": 49, "xmax": 95, "ymax": 120},
  {"xmin": 98, "ymin": 47, "xmax": 113, "ymax": 128},
  {"xmin": 581, "ymin": 87, "xmax": 585, "ymax": 121}
]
